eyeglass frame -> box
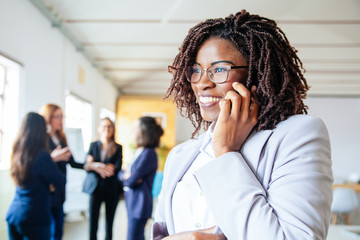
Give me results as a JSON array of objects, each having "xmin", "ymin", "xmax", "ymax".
[{"xmin": 184, "ymin": 64, "xmax": 248, "ymax": 84}]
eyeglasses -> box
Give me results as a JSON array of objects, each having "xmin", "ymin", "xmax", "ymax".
[{"xmin": 185, "ymin": 65, "xmax": 248, "ymax": 83}]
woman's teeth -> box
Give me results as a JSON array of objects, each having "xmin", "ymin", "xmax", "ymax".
[{"xmin": 199, "ymin": 96, "xmax": 222, "ymax": 103}]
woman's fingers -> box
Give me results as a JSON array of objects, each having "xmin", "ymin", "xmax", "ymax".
[
  {"xmin": 218, "ymin": 98, "xmax": 231, "ymax": 120},
  {"xmin": 213, "ymin": 83, "xmax": 258, "ymax": 157},
  {"xmin": 231, "ymin": 82, "xmax": 251, "ymax": 117},
  {"xmin": 223, "ymin": 90, "xmax": 241, "ymax": 118},
  {"xmin": 221, "ymin": 82, "xmax": 251, "ymax": 119}
]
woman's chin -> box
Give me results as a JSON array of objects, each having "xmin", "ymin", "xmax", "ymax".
[{"xmin": 200, "ymin": 110, "xmax": 219, "ymax": 123}]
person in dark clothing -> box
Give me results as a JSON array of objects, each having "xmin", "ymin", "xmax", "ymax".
[
  {"xmin": 118, "ymin": 116, "xmax": 163, "ymax": 240},
  {"xmin": 82, "ymin": 117, "xmax": 123, "ymax": 240},
  {"xmin": 6, "ymin": 112, "xmax": 66, "ymax": 240},
  {"xmin": 39, "ymin": 103, "xmax": 84, "ymax": 240}
]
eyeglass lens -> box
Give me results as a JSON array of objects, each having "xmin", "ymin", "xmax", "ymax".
[{"xmin": 186, "ymin": 66, "xmax": 230, "ymax": 83}]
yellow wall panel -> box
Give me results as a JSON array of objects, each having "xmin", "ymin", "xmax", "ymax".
[{"xmin": 115, "ymin": 95, "xmax": 176, "ymax": 171}]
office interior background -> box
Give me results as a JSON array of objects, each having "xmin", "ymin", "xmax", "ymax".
[{"xmin": 0, "ymin": 0, "xmax": 360, "ymax": 239}]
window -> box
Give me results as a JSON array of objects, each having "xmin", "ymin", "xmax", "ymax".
[
  {"xmin": 0, "ymin": 54, "xmax": 20, "ymax": 170},
  {"xmin": 65, "ymin": 93, "xmax": 93, "ymax": 155},
  {"xmin": 0, "ymin": 64, "xmax": 5, "ymax": 162},
  {"xmin": 64, "ymin": 93, "xmax": 92, "ymax": 215}
]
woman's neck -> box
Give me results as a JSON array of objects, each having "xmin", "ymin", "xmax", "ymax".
[{"xmin": 101, "ymin": 138, "xmax": 113, "ymax": 146}]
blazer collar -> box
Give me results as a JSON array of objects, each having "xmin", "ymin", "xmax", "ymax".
[
  {"xmin": 96, "ymin": 140, "xmax": 102, "ymax": 150},
  {"xmin": 241, "ymin": 129, "xmax": 274, "ymax": 174}
]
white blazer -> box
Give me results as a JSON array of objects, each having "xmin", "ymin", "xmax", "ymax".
[{"xmin": 153, "ymin": 115, "xmax": 333, "ymax": 240}]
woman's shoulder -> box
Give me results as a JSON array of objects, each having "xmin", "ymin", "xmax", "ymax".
[
  {"xmin": 142, "ymin": 147, "xmax": 157, "ymax": 156},
  {"xmin": 276, "ymin": 114, "xmax": 326, "ymax": 132},
  {"xmin": 88, "ymin": 140, "xmax": 101, "ymax": 148},
  {"xmin": 268, "ymin": 114, "xmax": 329, "ymax": 143}
]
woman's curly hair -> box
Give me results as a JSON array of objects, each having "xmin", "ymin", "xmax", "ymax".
[{"xmin": 166, "ymin": 10, "xmax": 309, "ymax": 137}]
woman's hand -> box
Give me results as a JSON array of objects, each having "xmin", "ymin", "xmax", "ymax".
[
  {"xmin": 50, "ymin": 146, "xmax": 72, "ymax": 162},
  {"xmin": 49, "ymin": 184, "xmax": 55, "ymax": 192},
  {"xmin": 85, "ymin": 162, "xmax": 114, "ymax": 178},
  {"xmin": 213, "ymin": 83, "xmax": 259, "ymax": 158},
  {"xmin": 163, "ymin": 226, "xmax": 226, "ymax": 240},
  {"xmin": 122, "ymin": 170, "xmax": 131, "ymax": 180},
  {"xmin": 86, "ymin": 155, "xmax": 95, "ymax": 163}
]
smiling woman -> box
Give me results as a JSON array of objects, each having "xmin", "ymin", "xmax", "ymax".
[{"xmin": 153, "ymin": 10, "xmax": 333, "ymax": 240}]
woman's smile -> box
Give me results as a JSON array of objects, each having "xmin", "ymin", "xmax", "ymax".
[{"xmin": 199, "ymin": 96, "xmax": 222, "ymax": 105}]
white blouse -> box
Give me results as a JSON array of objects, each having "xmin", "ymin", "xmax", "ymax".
[{"xmin": 172, "ymin": 127, "xmax": 217, "ymax": 233}]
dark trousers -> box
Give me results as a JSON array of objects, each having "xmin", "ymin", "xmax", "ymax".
[
  {"xmin": 50, "ymin": 205, "xmax": 64, "ymax": 240},
  {"xmin": 89, "ymin": 191, "xmax": 119, "ymax": 240},
  {"xmin": 8, "ymin": 223, "xmax": 51, "ymax": 240},
  {"xmin": 127, "ymin": 217, "xmax": 148, "ymax": 240}
]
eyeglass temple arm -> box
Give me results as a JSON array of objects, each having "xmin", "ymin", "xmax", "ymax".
[{"xmin": 231, "ymin": 66, "xmax": 249, "ymax": 69}]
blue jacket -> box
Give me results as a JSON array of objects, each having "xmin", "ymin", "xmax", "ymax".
[
  {"xmin": 6, "ymin": 150, "xmax": 66, "ymax": 226},
  {"xmin": 119, "ymin": 147, "xmax": 158, "ymax": 219}
]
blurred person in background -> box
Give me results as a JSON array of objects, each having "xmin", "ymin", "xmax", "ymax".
[
  {"xmin": 82, "ymin": 117, "xmax": 123, "ymax": 240},
  {"xmin": 6, "ymin": 112, "xmax": 66, "ymax": 240},
  {"xmin": 119, "ymin": 116, "xmax": 163, "ymax": 240},
  {"xmin": 39, "ymin": 103, "xmax": 84, "ymax": 240}
]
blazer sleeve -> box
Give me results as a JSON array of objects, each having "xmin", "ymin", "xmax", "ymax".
[
  {"xmin": 122, "ymin": 148, "xmax": 157, "ymax": 188},
  {"xmin": 193, "ymin": 116, "xmax": 333, "ymax": 240},
  {"xmin": 68, "ymin": 155, "xmax": 84, "ymax": 169},
  {"xmin": 62, "ymin": 140, "xmax": 84, "ymax": 169},
  {"xmin": 109, "ymin": 144, "xmax": 123, "ymax": 173},
  {"xmin": 39, "ymin": 151, "xmax": 66, "ymax": 192}
]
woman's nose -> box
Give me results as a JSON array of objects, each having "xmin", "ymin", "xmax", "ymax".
[{"xmin": 196, "ymin": 71, "xmax": 215, "ymax": 89}]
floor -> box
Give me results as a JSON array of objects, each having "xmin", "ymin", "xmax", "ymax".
[{"xmin": 63, "ymin": 199, "xmax": 154, "ymax": 240}]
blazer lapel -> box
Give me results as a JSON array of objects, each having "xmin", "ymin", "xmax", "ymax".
[
  {"xmin": 241, "ymin": 129, "xmax": 273, "ymax": 177},
  {"xmin": 96, "ymin": 141, "xmax": 102, "ymax": 161},
  {"xmin": 163, "ymin": 130, "xmax": 273, "ymax": 234}
]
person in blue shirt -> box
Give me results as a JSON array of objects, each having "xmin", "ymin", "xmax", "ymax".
[{"xmin": 6, "ymin": 112, "xmax": 66, "ymax": 240}]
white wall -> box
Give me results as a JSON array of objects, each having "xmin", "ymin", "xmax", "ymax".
[
  {"xmin": 0, "ymin": 0, "xmax": 119, "ymax": 237},
  {"xmin": 306, "ymin": 96, "xmax": 360, "ymax": 181},
  {"xmin": 0, "ymin": 0, "xmax": 118, "ymax": 129}
]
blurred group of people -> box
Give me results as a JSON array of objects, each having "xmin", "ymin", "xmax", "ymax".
[{"xmin": 6, "ymin": 103, "xmax": 164, "ymax": 240}]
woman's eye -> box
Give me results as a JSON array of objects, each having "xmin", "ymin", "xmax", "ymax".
[
  {"xmin": 193, "ymin": 68, "xmax": 202, "ymax": 74},
  {"xmin": 214, "ymin": 67, "xmax": 226, "ymax": 73}
]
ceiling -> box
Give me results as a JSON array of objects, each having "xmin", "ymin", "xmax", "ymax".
[{"xmin": 30, "ymin": 0, "xmax": 360, "ymax": 96}]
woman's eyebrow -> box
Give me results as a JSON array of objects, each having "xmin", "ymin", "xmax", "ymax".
[
  {"xmin": 211, "ymin": 60, "xmax": 235, "ymax": 66},
  {"xmin": 194, "ymin": 60, "xmax": 235, "ymax": 66}
]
